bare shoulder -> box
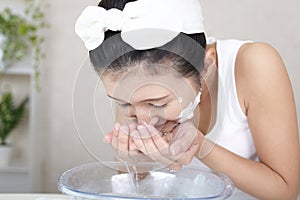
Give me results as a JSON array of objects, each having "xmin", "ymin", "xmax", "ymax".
[
  {"xmin": 234, "ymin": 42, "xmax": 292, "ymax": 111},
  {"xmin": 235, "ymin": 41, "xmax": 289, "ymax": 85},
  {"xmin": 235, "ymin": 42, "xmax": 286, "ymax": 75}
]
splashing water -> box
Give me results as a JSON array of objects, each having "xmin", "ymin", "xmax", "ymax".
[{"xmin": 119, "ymin": 160, "xmax": 139, "ymax": 195}]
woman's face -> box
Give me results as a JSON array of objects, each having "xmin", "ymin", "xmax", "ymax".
[{"xmin": 101, "ymin": 66, "xmax": 200, "ymax": 128}]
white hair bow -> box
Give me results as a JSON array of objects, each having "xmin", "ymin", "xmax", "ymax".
[{"xmin": 75, "ymin": 0, "xmax": 205, "ymax": 50}]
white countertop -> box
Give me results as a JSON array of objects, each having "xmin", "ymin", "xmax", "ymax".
[
  {"xmin": 0, "ymin": 194, "xmax": 69, "ymax": 200},
  {"xmin": 0, "ymin": 193, "xmax": 299, "ymax": 200}
]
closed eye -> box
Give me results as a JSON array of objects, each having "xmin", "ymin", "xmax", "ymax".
[
  {"xmin": 149, "ymin": 103, "xmax": 167, "ymax": 110},
  {"xmin": 117, "ymin": 103, "xmax": 131, "ymax": 109}
]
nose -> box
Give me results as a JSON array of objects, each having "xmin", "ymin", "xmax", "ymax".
[{"xmin": 130, "ymin": 106, "xmax": 151, "ymax": 124}]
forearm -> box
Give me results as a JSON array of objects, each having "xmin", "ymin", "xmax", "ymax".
[{"xmin": 196, "ymin": 140, "xmax": 298, "ymax": 200}]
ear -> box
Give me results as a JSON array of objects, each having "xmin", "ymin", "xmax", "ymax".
[{"xmin": 204, "ymin": 46, "xmax": 217, "ymax": 73}]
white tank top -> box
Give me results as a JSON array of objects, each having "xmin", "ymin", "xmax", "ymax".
[
  {"xmin": 191, "ymin": 39, "xmax": 258, "ymax": 167},
  {"xmin": 190, "ymin": 39, "xmax": 259, "ymax": 199}
]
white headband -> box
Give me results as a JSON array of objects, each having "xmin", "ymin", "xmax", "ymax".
[{"xmin": 75, "ymin": 0, "xmax": 205, "ymax": 50}]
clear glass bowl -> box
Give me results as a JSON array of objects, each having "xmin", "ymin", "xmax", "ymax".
[{"xmin": 58, "ymin": 162, "xmax": 235, "ymax": 200}]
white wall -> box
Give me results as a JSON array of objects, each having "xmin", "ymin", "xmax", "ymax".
[
  {"xmin": 37, "ymin": 0, "xmax": 98, "ymax": 192},
  {"xmin": 35, "ymin": 0, "xmax": 299, "ymax": 192},
  {"xmin": 201, "ymin": 0, "xmax": 300, "ymax": 124}
]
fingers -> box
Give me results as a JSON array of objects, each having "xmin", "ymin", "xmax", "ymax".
[
  {"xmin": 131, "ymin": 128, "xmax": 147, "ymax": 154},
  {"xmin": 128, "ymin": 123, "xmax": 138, "ymax": 151},
  {"xmin": 169, "ymin": 124, "xmax": 198, "ymax": 156},
  {"xmin": 146, "ymin": 125, "xmax": 169, "ymax": 154},
  {"xmin": 178, "ymin": 130, "xmax": 203, "ymax": 165},
  {"xmin": 103, "ymin": 122, "xmax": 121, "ymax": 144},
  {"xmin": 149, "ymin": 130, "xmax": 182, "ymax": 170},
  {"xmin": 137, "ymin": 125, "xmax": 163, "ymax": 155},
  {"xmin": 118, "ymin": 125, "xmax": 130, "ymax": 158},
  {"xmin": 149, "ymin": 117, "xmax": 160, "ymax": 126},
  {"xmin": 133, "ymin": 125, "xmax": 181, "ymax": 169},
  {"xmin": 103, "ymin": 131, "xmax": 113, "ymax": 144},
  {"xmin": 173, "ymin": 141, "xmax": 200, "ymax": 165},
  {"xmin": 111, "ymin": 122, "xmax": 120, "ymax": 151},
  {"xmin": 128, "ymin": 123, "xmax": 143, "ymax": 160},
  {"xmin": 160, "ymin": 121, "xmax": 179, "ymax": 133},
  {"xmin": 168, "ymin": 123, "xmax": 204, "ymax": 165},
  {"xmin": 105, "ymin": 122, "xmax": 151, "ymax": 163},
  {"xmin": 105, "ymin": 120, "xmax": 202, "ymax": 170},
  {"xmin": 108, "ymin": 122, "xmax": 134, "ymax": 160}
]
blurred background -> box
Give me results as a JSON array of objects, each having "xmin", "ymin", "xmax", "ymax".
[{"xmin": 0, "ymin": 0, "xmax": 299, "ymax": 194}]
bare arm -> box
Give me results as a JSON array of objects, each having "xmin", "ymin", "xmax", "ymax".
[{"xmin": 197, "ymin": 43, "xmax": 299, "ymax": 199}]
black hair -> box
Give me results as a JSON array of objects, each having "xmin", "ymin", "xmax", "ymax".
[{"xmin": 90, "ymin": 0, "xmax": 207, "ymax": 87}]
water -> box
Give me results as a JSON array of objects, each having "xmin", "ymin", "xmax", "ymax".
[
  {"xmin": 132, "ymin": 165, "xmax": 139, "ymax": 193},
  {"xmin": 58, "ymin": 162, "xmax": 235, "ymax": 199},
  {"xmin": 120, "ymin": 160, "xmax": 139, "ymax": 195},
  {"xmin": 114, "ymin": 162, "xmax": 225, "ymax": 198}
]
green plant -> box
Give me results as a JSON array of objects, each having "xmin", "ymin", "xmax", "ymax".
[
  {"xmin": 0, "ymin": 8, "xmax": 31, "ymax": 65},
  {"xmin": 24, "ymin": 0, "xmax": 48, "ymax": 89},
  {"xmin": 0, "ymin": 91, "xmax": 28, "ymax": 145},
  {"xmin": 0, "ymin": 0, "xmax": 48, "ymax": 90}
]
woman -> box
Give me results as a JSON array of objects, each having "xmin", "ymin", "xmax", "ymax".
[{"xmin": 75, "ymin": 0, "xmax": 299, "ymax": 199}]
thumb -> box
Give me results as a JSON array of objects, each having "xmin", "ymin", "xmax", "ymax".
[
  {"xmin": 103, "ymin": 123, "xmax": 120, "ymax": 144},
  {"xmin": 169, "ymin": 124, "xmax": 198, "ymax": 155},
  {"xmin": 103, "ymin": 132, "xmax": 113, "ymax": 144},
  {"xmin": 170, "ymin": 141, "xmax": 182, "ymax": 155}
]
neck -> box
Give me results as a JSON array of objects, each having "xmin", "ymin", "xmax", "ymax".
[{"xmin": 197, "ymin": 43, "xmax": 219, "ymax": 134}]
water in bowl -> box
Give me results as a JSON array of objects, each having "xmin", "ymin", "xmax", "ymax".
[{"xmin": 58, "ymin": 162, "xmax": 235, "ymax": 200}]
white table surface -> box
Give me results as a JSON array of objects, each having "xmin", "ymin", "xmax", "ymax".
[
  {"xmin": 0, "ymin": 194, "xmax": 69, "ymax": 200},
  {"xmin": 0, "ymin": 193, "xmax": 299, "ymax": 200}
]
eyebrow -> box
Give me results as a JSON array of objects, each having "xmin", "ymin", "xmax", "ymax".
[
  {"xmin": 107, "ymin": 95, "xmax": 127, "ymax": 103},
  {"xmin": 107, "ymin": 94, "xmax": 171, "ymax": 103}
]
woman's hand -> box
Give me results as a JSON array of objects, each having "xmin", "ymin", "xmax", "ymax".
[
  {"xmin": 131, "ymin": 121, "xmax": 204, "ymax": 170},
  {"xmin": 103, "ymin": 122, "xmax": 150, "ymax": 163}
]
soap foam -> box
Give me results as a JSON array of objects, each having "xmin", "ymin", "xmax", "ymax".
[{"xmin": 177, "ymin": 92, "xmax": 201, "ymax": 123}]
